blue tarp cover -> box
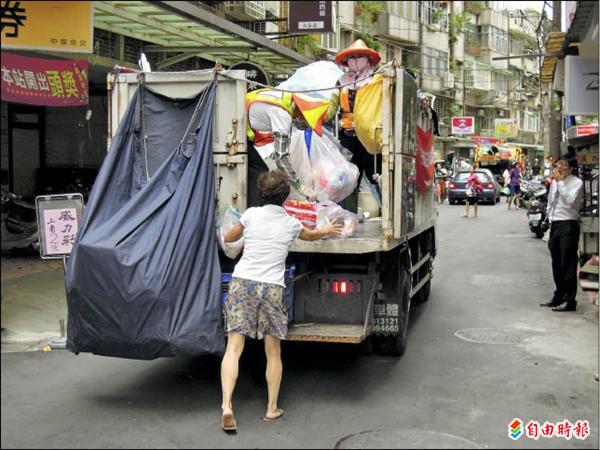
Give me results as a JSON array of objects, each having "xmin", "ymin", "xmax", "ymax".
[{"xmin": 65, "ymin": 80, "xmax": 225, "ymax": 359}]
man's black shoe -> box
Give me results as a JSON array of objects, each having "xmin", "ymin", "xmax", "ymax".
[
  {"xmin": 540, "ymin": 299, "xmax": 561, "ymax": 307},
  {"xmin": 552, "ymin": 301, "xmax": 577, "ymax": 312}
]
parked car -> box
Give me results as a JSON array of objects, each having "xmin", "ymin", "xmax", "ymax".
[
  {"xmin": 447, "ymin": 170, "xmax": 499, "ymax": 205},
  {"xmin": 477, "ymin": 167, "xmax": 502, "ymax": 200}
]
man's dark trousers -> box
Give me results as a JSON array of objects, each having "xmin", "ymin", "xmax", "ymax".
[{"xmin": 548, "ymin": 220, "xmax": 580, "ymax": 304}]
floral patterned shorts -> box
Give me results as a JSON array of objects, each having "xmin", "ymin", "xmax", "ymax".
[{"xmin": 223, "ymin": 277, "xmax": 287, "ymax": 340}]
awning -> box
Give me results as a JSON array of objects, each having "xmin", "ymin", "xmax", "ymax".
[
  {"xmin": 540, "ymin": 32, "xmax": 565, "ymax": 83},
  {"xmin": 93, "ymin": 1, "xmax": 312, "ymax": 75}
]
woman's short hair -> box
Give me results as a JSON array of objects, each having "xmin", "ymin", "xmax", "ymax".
[{"xmin": 257, "ymin": 171, "xmax": 291, "ymax": 206}]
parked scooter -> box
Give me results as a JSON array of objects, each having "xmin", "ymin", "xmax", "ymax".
[
  {"xmin": 520, "ymin": 177, "xmax": 547, "ymax": 209},
  {"xmin": 527, "ymin": 198, "xmax": 549, "ymax": 239},
  {"xmin": 1, "ymin": 187, "xmax": 39, "ymax": 253}
]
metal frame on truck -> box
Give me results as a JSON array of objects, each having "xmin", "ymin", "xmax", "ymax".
[{"xmin": 108, "ymin": 66, "xmax": 437, "ymax": 357}]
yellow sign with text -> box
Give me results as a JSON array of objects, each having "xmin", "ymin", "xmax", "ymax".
[{"xmin": 1, "ymin": 1, "xmax": 93, "ymax": 53}]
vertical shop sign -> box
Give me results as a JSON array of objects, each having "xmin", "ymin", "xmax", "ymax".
[
  {"xmin": 1, "ymin": 52, "xmax": 88, "ymax": 106},
  {"xmin": 288, "ymin": 1, "xmax": 333, "ymax": 33},
  {"xmin": 36, "ymin": 194, "xmax": 84, "ymax": 259}
]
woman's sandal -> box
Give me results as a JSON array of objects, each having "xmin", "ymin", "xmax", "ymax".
[
  {"xmin": 263, "ymin": 408, "xmax": 284, "ymax": 422},
  {"xmin": 221, "ymin": 413, "xmax": 237, "ymax": 432}
]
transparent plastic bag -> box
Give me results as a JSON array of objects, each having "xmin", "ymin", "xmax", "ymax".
[
  {"xmin": 288, "ymin": 128, "xmax": 315, "ymax": 199},
  {"xmin": 276, "ymin": 61, "xmax": 343, "ymax": 102},
  {"xmin": 310, "ymin": 132, "xmax": 359, "ymax": 203},
  {"xmin": 323, "ymin": 128, "xmax": 353, "ymax": 162},
  {"xmin": 216, "ymin": 206, "xmax": 244, "ymax": 259},
  {"xmin": 317, "ymin": 201, "xmax": 359, "ymax": 239}
]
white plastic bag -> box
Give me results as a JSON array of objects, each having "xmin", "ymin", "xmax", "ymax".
[
  {"xmin": 310, "ymin": 133, "xmax": 359, "ymax": 203},
  {"xmin": 288, "ymin": 129, "xmax": 315, "ymax": 199},
  {"xmin": 317, "ymin": 201, "xmax": 359, "ymax": 239},
  {"xmin": 217, "ymin": 206, "xmax": 244, "ymax": 259},
  {"xmin": 277, "ymin": 61, "xmax": 343, "ymax": 102}
]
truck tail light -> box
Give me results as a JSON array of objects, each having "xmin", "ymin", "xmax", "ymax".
[{"xmin": 332, "ymin": 280, "xmax": 350, "ymax": 295}]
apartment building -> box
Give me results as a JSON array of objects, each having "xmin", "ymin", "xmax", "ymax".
[{"xmin": 215, "ymin": 1, "xmax": 543, "ymax": 158}]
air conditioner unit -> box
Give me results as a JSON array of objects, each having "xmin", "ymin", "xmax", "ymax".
[
  {"xmin": 443, "ymin": 72, "xmax": 455, "ymax": 89},
  {"xmin": 477, "ymin": 109, "xmax": 485, "ymax": 117}
]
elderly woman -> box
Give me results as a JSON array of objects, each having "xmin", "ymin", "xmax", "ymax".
[
  {"xmin": 464, "ymin": 167, "xmax": 483, "ymax": 218},
  {"xmin": 220, "ymin": 171, "xmax": 341, "ymax": 432}
]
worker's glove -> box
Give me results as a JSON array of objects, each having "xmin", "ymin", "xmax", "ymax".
[{"xmin": 372, "ymin": 173, "xmax": 382, "ymax": 189}]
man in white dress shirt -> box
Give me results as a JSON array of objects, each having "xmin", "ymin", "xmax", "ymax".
[{"xmin": 539, "ymin": 158, "xmax": 584, "ymax": 312}]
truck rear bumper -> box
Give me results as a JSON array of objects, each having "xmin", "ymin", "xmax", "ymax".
[{"xmin": 286, "ymin": 323, "xmax": 367, "ymax": 344}]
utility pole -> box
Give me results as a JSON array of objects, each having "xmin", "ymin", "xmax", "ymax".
[
  {"xmin": 462, "ymin": 62, "xmax": 466, "ymax": 116},
  {"xmin": 543, "ymin": 1, "xmax": 562, "ymax": 157},
  {"xmin": 418, "ymin": 0, "xmax": 423, "ymax": 88}
]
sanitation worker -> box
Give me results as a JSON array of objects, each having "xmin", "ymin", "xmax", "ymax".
[
  {"xmin": 335, "ymin": 39, "xmax": 381, "ymax": 211},
  {"xmin": 246, "ymin": 88, "xmax": 330, "ymax": 204}
]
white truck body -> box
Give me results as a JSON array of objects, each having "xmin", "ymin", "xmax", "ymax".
[{"xmin": 108, "ymin": 67, "xmax": 437, "ymax": 354}]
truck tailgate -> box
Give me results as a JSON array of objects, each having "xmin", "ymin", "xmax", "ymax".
[{"xmin": 290, "ymin": 219, "xmax": 400, "ymax": 254}]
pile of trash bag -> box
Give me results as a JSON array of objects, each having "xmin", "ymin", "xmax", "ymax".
[
  {"xmin": 288, "ymin": 128, "xmax": 359, "ymax": 204},
  {"xmin": 316, "ymin": 201, "xmax": 359, "ymax": 239}
]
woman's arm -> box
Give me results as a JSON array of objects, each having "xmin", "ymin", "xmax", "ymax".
[
  {"xmin": 299, "ymin": 220, "xmax": 342, "ymax": 241},
  {"xmin": 224, "ymin": 223, "xmax": 244, "ymax": 242}
]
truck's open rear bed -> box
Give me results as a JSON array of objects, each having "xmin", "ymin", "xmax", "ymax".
[{"xmin": 290, "ymin": 218, "xmax": 401, "ymax": 254}]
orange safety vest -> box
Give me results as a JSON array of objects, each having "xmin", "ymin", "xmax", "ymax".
[
  {"xmin": 339, "ymin": 87, "xmax": 356, "ymax": 130},
  {"xmin": 246, "ymin": 88, "xmax": 294, "ymax": 144}
]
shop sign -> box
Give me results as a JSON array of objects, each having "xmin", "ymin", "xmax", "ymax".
[
  {"xmin": 0, "ymin": 1, "xmax": 93, "ymax": 53},
  {"xmin": 288, "ymin": 1, "xmax": 333, "ymax": 34},
  {"xmin": 494, "ymin": 118, "xmax": 518, "ymax": 138},
  {"xmin": 229, "ymin": 62, "xmax": 269, "ymax": 92},
  {"xmin": 471, "ymin": 136, "xmax": 500, "ymax": 146},
  {"xmin": 35, "ymin": 193, "xmax": 84, "ymax": 259},
  {"xmin": 567, "ymin": 124, "xmax": 599, "ymax": 139},
  {"xmin": 576, "ymin": 125, "xmax": 598, "ymax": 136},
  {"xmin": 564, "ymin": 56, "xmax": 599, "ymax": 115},
  {"xmin": 1, "ymin": 52, "xmax": 88, "ymax": 106},
  {"xmin": 451, "ymin": 116, "xmax": 475, "ymax": 135}
]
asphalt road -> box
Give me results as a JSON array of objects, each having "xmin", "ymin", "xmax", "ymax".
[{"xmin": 2, "ymin": 202, "xmax": 598, "ymax": 449}]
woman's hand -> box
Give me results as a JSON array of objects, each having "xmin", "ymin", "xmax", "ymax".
[
  {"xmin": 322, "ymin": 219, "xmax": 343, "ymax": 237},
  {"xmin": 299, "ymin": 219, "xmax": 343, "ymax": 241}
]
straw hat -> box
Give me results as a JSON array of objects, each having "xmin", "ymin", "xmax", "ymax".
[{"xmin": 335, "ymin": 39, "xmax": 381, "ymax": 67}]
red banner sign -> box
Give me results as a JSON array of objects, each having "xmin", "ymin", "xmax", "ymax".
[
  {"xmin": 576, "ymin": 125, "xmax": 598, "ymax": 136},
  {"xmin": 1, "ymin": 52, "xmax": 88, "ymax": 106},
  {"xmin": 471, "ymin": 136, "xmax": 500, "ymax": 146}
]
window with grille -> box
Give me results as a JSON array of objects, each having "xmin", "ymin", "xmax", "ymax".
[
  {"xmin": 421, "ymin": 47, "xmax": 448, "ymax": 76},
  {"xmin": 421, "ymin": 1, "xmax": 448, "ymax": 28},
  {"xmin": 481, "ymin": 26, "xmax": 508, "ymax": 54},
  {"xmin": 464, "ymin": 60, "xmax": 491, "ymax": 90},
  {"xmin": 520, "ymin": 109, "xmax": 538, "ymax": 132},
  {"xmin": 494, "ymin": 72, "xmax": 507, "ymax": 92}
]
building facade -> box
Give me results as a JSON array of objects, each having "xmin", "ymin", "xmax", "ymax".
[{"xmin": 246, "ymin": 0, "xmax": 544, "ymax": 160}]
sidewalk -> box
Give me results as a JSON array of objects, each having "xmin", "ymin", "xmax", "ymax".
[{"xmin": 1, "ymin": 255, "xmax": 67, "ymax": 352}]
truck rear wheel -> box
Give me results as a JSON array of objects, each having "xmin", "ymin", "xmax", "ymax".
[{"xmin": 375, "ymin": 268, "xmax": 411, "ymax": 356}]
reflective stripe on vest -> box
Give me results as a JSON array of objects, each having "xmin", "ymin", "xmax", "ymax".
[
  {"xmin": 246, "ymin": 88, "xmax": 294, "ymax": 116},
  {"xmin": 340, "ymin": 87, "xmax": 351, "ymax": 113},
  {"xmin": 339, "ymin": 88, "xmax": 355, "ymax": 129}
]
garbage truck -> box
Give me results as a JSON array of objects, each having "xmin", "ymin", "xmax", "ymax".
[{"xmin": 107, "ymin": 66, "xmax": 436, "ymax": 356}]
